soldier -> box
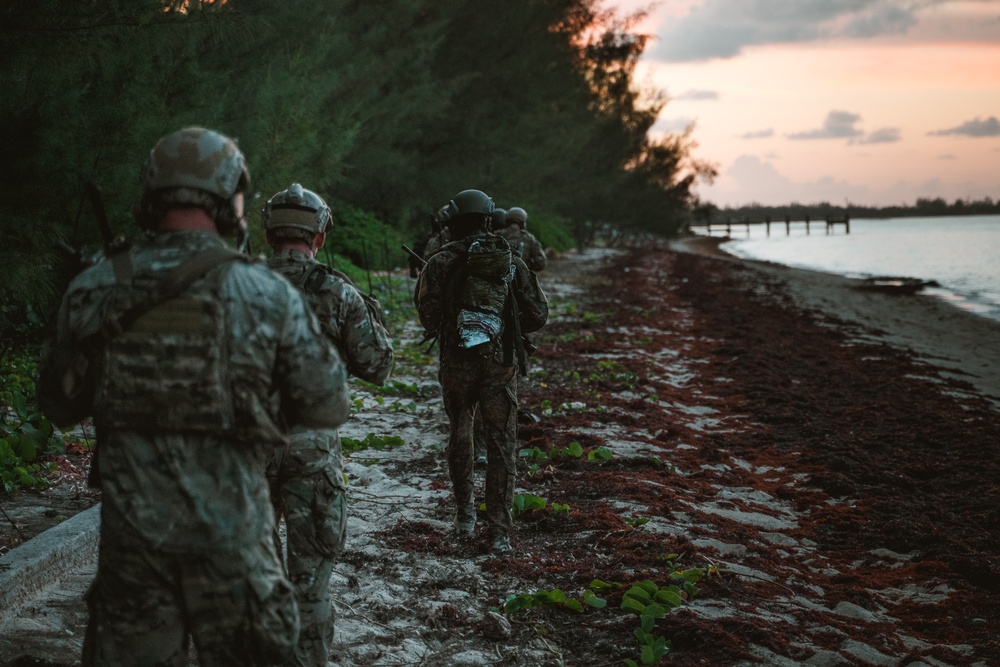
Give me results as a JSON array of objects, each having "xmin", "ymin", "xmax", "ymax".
[
  {"xmin": 490, "ymin": 207, "xmax": 507, "ymax": 232},
  {"xmin": 421, "ymin": 204, "xmax": 454, "ymax": 259},
  {"xmin": 37, "ymin": 127, "xmax": 351, "ymax": 667},
  {"xmin": 496, "ymin": 206, "xmax": 547, "ymax": 272},
  {"xmin": 262, "ymin": 183, "xmax": 394, "ymax": 667},
  {"xmin": 415, "ymin": 189, "xmax": 548, "ymax": 552}
]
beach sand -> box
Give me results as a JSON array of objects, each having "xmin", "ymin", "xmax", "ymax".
[{"xmin": 672, "ymin": 234, "xmax": 1000, "ymax": 408}]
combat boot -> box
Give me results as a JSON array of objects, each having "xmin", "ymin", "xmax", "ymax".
[{"xmin": 453, "ymin": 506, "xmax": 476, "ymax": 537}]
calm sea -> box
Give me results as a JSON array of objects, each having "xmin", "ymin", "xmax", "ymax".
[{"xmin": 714, "ymin": 214, "xmax": 1000, "ymax": 322}]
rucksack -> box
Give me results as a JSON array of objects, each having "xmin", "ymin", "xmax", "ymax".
[
  {"xmin": 297, "ymin": 263, "xmax": 387, "ymax": 331},
  {"xmin": 456, "ymin": 235, "xmax": 513, "ymax": 352}
]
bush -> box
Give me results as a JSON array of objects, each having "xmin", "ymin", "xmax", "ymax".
[
  {"xmin": 1, "ymin": 357, "xmax": 64, "ymax": 492},
  {"xmin": 327, "ymin": 201, "xmax": 407, "ymax": 272}
]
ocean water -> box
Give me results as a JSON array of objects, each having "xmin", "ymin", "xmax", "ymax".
[{"xmin": 714, "ymin": 215, "xmax": 1000, "ymax": 322}]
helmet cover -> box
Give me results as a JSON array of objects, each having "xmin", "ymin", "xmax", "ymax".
[
  {"xmin": 142, "ymin": 127, "xmax": 248, "ymax": 199},
  {"xmin": 262, "ymin": 183, "xmax": 331, "ymax": 234}
]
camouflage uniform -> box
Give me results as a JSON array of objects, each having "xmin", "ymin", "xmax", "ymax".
[
  {"xmin": 422, "ymin": 227, "xmax": 453, "ymax": 259},
  {"xmin": 266, "ymin": 249, "xmax": 394, "ymax": 667},
  {"xmin": 415, "ymin": 234, "xmax": 548, "ymax": 545},
  {"xmin": 496, "ymin": 226, "xmax": 547, "ymax": 273},
  {"xmin": 38, "ymin": 230, "xmax": 350, "ymax": 667}
]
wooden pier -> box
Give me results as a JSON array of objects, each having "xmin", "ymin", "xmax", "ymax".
[{"xmin": 689, "ymin": 215, "xmax": 850, "ymax": 237}]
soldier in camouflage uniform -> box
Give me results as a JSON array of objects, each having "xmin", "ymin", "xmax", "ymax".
[
  {"xmin": 490, "ymin": 207, "xmax": 507, "ymax": 231},
  {"xmin": 415, "ymin": 189, "xmax": 548, "ymax": 552},
  {"xmin": 421, "ymin": 204, "xmax": 454, "ymax": 259},
  {"xmin": 37, "ymin": 127, "xmax": 351, "ymax": 667},
  {"xmin": 262, "ymin": 183, "xmax": 394, "ymax": 667},
  {"xmin": 497, "ymin": 206, "xmax": 547, "ymax": 272}
]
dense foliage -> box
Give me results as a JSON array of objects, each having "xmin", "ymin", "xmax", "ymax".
[{"xmin": 0, "ymin": 0, "xmax": 712, "ymax": 330}]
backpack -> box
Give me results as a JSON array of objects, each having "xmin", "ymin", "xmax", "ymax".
[
  {"xmin": 297, "ymin": 263, "xmax": 387, "ymax": 331},
  {"xmin": 444, "ymin": 235, "xmax": 530, "ymax": 369}
]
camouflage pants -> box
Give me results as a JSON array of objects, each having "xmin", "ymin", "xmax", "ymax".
[
  {"xmin": 269, "ymin": 429, "xmax": 348, "ymax": 667},
  {"xmin": 83, "ymin": 528, "xmax": 297, "ymax": 667},
  {"xmin": 440, "ymin": 352, "xmax": 518, "ymax": 538}
]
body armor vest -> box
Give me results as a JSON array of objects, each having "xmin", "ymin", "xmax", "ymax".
[{"xmin": 94, "ymin": 260, "xmax": 235, "ymax": 434}]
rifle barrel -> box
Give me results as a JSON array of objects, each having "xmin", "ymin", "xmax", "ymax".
[{"xmin": 401, "ymin": 244, "xmax": 427, "ymax": 268}]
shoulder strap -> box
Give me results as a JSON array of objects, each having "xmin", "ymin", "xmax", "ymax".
[{"xmin": 301, "ymin": 264, "xmax": 331, "ymax": 294}]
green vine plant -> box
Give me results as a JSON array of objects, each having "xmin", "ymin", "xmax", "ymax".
[
  {"xmin": 622, "ymin": 515, "xmax": 650, "ymax": 529},
  {"xmin": 612, "ymin": 557, "xmax": 716, "ymax": 666},
  {"xmin": 500, "ymin": 565, "xmax": 713, "ymax": 667},
  {"xmin": 519, "ymin": 442, "xmax": 613, "ymax": 465},
  {"xmin": 500, "ymin": 587, "xmax": 603, "ymax": 615},
  {"xmin": 479, "ymin": 492, "xmax": 571, "ymax": 518},
  {"xmin": 341, "ymin": 433, "xmax": 405, "ymax": 455},
  {"xmin": 585, "ymin": 359, "xmax": 639, "ymax": 391}
]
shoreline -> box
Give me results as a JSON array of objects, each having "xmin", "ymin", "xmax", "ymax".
[{"xmin": 671, "ymin": 234, "xmax": 1000, "ymax": 408}]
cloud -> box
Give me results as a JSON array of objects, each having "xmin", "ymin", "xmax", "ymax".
[
  {"xmin": 854, "ymin": 127, "xmax": 902, "ymax": 144},
  {"xmin": 788, "ymin": 111, "xmax": 864, "ymax": 140},
  {"xmin": 653, "ymin": 116, "xmax": 697, "ymax": 133},
  {"xmin": 698, "ymin": 153, "xmax": 998, "ymax": 207},
  {"xmin": 674, "ymin": 89, "xmax": 720, "ymax": 101},
  {"xmin": 739, "ymin": 129, "xmax": 775, "ymax": 139},
  {"xmin": 928, "ymin": 116, "xmax": 1000, "ymax": 137},
  {"xmin": 840, "ymin": 2, "xmax": 919, "ymax": 38},
  {"xmin": 705, "ymin": 154, "xmax": 874, "ymax": 205},
  {"xmin": 649, "ymin": 0, "xmax": 943, "ymax": 62}
]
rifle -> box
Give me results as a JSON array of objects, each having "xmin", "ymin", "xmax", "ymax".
[
  {"xmin": 83, "ymin": 181, "xmax": 127, "ymax": 255},
  {"xmin": 402, "ymin": 244, "xmax": 426, "ymax": 269},
  {"xmin": 361, "ymin": 239, "xmax": 375, "ymax": 296},
  {"xmin": 402, "ymin": 244, "xmax": 436, "ymax": 352}
]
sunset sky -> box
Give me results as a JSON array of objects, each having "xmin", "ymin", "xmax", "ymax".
[{"xmin": 608, "ymin": 0, "xmax": 1000, "ymax": 208}]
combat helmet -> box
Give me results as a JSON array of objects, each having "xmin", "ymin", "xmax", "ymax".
[
  {"xmin": 491, "ymin": 207, "xmax": 507, "ymax": 231},
  {"xmin": 262, "ymin": 183, "xmax": 331, "ymax": 235},
  {"xmin": 506, "ymin": 207, "xmax": 528, "ymax": 229},
  {"xmin": 138, "ymin": 127, "xmax": 249, "ymax": 232},
  {"xmin": 446, "ymin": 189, "xmax": 494, "ymax": 220}
]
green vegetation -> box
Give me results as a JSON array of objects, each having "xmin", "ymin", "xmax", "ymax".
[
  {"xmin": 0, "ymin": 0, "xmax": 712, "ymax": 326},
  {"xmin": 501, "ymin": 558, "xmax": 715, "ymax": 666},
  {"xmin": 1, "ymin": 357, "xmax": 63, "ymax": 492},
  {"xmin": 479, "ymin": 492, "xmax": 570, "ymax": 518},
  {"xmin": 520, "ymin": 441, "xmax": 613, "ymax": 465},
  {"xmin": 501, "ymin": 586, "xmax": 605, "ymax": 615},
  {"xmin": 341, "ymin": 433, "xmax": 405, "ymax": 455}
]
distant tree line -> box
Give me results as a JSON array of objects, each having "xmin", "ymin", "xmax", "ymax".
[
  {"xmin": 0, "ymin": 0, "xmax": 714, "ymax": 338},
  {"xmin": 701, "ymin": 196, "xmax": 1000, "ymax": 225}
]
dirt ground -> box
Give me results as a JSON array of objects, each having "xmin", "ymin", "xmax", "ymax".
[{"xmin": 2, "ymin": 244, "xmax": 999, "ymax": 666}]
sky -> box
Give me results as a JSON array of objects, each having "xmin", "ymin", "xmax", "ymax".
[{"xmin": 607, "ymin": 0, "xmax": 1000, "ymax": 209}]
